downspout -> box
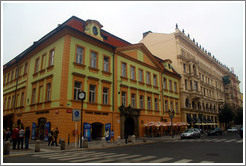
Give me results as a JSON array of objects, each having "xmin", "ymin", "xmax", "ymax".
[
  {"xmin": 112, "ymin": 50, "xmax": 116, "ymax": 131},
  {"xmin": 161, "ymin": 71, "xmax": 164, "ymax": 116},
  {"xmin": 14, "ymin": 65, "xmax": 20, "ymax": 116}
]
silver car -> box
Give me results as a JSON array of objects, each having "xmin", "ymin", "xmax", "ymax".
[{"xmin": 180, "ymin": 129, "xmax": 201, "ymax": 139}]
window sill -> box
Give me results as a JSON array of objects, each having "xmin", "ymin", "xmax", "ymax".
[
  {"xmin": 73, "ymin": 62, "xmax": 86, "ymax": 69},
  {"xmin": 101, "ymin": 104, "xmax": 111, "ymax": 107},
  {"xmin": 39, "ymin": 69, "xmax": 45, "ymax": 75},
  {"xmin": 47, "ymin": 65, "xmax": 54, "ymax": 71},
  {"xmin": 153, "ymin": 86, "xmax": 159, "ymax": 89},
  {"xmin": 30, "ymin": 103, "xmax": 36, "ymax": 106},
  {"xmin": 102, "ymin": 70, "xmax": 112, "ymax": 76},
  {"xmin": 89, "ymin": 67, "xmax": 99, "ymax": 73},
  {"xmin": 130, "ymin": 79, "xmax": 137, "ymax": 83},
  {"xmin": 120, "ymin": 76, "xmax": 128, "ymax": 81},
  {"xmin": 37, "ymin": 102, "xmax": 43, "ymax": 105},
  {"xmin": 33, "ymin": 72, "xmax": 38, "ymax": 77},
  {"xmin": 44, "ymin": 100, "xmax": 51, "ymax": 104},
  {"xmin": 138, "ymin": 81, "xmax": 145, "ymax": 86},
  {"xmin": 146, "ymin": 84, "xmax": 152, "ymax": 88},
  {"xmin": 87, "ymin": 102, "xmax": 99, "ymax": 105}
]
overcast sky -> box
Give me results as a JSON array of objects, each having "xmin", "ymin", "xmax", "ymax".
[{"xmin": 2, "ymin": 1, "xmax": 244, "ymax": 92}]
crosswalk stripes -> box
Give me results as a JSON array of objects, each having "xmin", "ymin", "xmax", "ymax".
[
  {"xmin": 174, "ymin": 159, "xmax": 193, "ymax": 163},
  {"xmin": 60, "ymin": 153, "xmax": 128, "ymax": 161},
  {"xmin": 131, "ymin": 156, "xmax": 156, "ymax": 162},
  {"xmin": 236, "ymin": 139, "xmax": 243, "ymax": 143},
  {"xmin": 149, "ymin": 157, "xmax": 173, "ymax": 163},
  {"xmin": 163, "ymin": 138, "xmax": 243, "ymax": 143},
  {"xmin": 224, "ymin": 139, "xmax": 237, "ymax": 143}
]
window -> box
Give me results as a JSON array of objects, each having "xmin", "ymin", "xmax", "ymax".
[
  {"xmin": 121, "ymin": 62, "xmax": 127, "ymax": 77},
  {"xmin": 130, "ymin": 66, "xmax": 135, "ymax": 80},
  {"xmin": 31, "ymin": 88, "xmax": 36, "ymax": 104},
  {"xmin": 170, "ymin": 101, "xmax": 174, "ymax": 110},
  {"xmin": 175, "ymin": 102, "xmax": 178, "ymax": 113},
  {"xmin": 35, "ymin": 58, "xmax": 39, "ymax": 73},
  {"xmin": 15, "ymin": 68, "xmax": 18, "ymax": 79},
  {"xmin": 46, "ymin": 83, "xmax": 51, "ymax": 101},
  {"xmin": 147, "ymin": 97, "xmax": 151, "ymax": 110},
  {"xmin": 190, "ymin": 81, "xmax": 193, "ymax": 90},
  {"xmin": 11, "ymin": 71, "xmax": 14, "ymax": 81},
  {"xmin": 169, "ymin": 80, "xmax": 172, "ymax": 91},
  {"xmin": 89, "ymin": 85, "xmax": 96, "ymax": 103},
  {"xmin": 4, "ymin": 75, "xmax": 6, "ymax": 85},
  {"xmin": 103, "ymin": 57, "xmax": 109, "ymax": 72},
  {"xmin": 12, "ymin": 96, "xmax": 15, "ymax": 108},
  {"xmin": 41, "ymin": 54, "xmax": 46, "ymax": 70},
  {"xmin": 146, "ymin": 72, "xmax": 150, "ymax": 85},
  {"xmin": 103, "ymin": 88, "xmax": 109, "ymax": 104},
  {"xmin": 74, "ymin": 81, "xmax": 82, "ymax": 100},
  {"xmin": 139, "ymin": 69, "xmax": 143, "ymax": 82},
  {"xmin": 21, "ymin": 92, "xmax": 24, "ymax": 106},
  {"xmin": 183, "ymin": 64, "xmax": 186, "ymax": 73},
  {"xmin": 7, "ymin": 73, "xmax": 10, "ymax": 83},
  {"xmin": 164, "ymin": 78, "xmax": 167, "ymax": 89},
  {"xmin": 174, "ymin": 82, "xmax": 177, "ymax": 92},
  {"xmin": 76, "ymin": 46, "xmax": 84, "ymax": 64},
  {"xmin": 189, "ymin": 65, "xmax": 191, "ymax": 73},
  {"xmin": 165, "ymin": 100, "xmax": 168, "ymax": 112},
  {"xmin": 8, "ymin": 97, "xmax": 11, "ymax": 109},
  {"xmin": 24, "ymin": 62, "xmax": 28, "ymax": 74},
  {"xmin": 49, "ymin": 49, "xmax": 55, "ymax": 66},
  {"xmin": 154, "ymin": 98, "xmax": 158, "ymax": 111},
  {"xmin": 194, "ymin": 81, "xmax": 198, "ymax": 91},
  {"xmin": 140, "ymin": 95, "xmax": 144, "ymax": 109},
  {"xmin": 131, "ymin": 94, "xmax": 136, "ymax": 108},
  {"xmin": 153, "ymin": 75, "xmax": 157, "ymax": 87},
  {"xmin": 90, "ymin": 51, "xmax": 97, "ymax": 68},
  {"xmin": 38, "ymin": 86, "xmax": 43, "ymax": 103},
  {"xmin": 4, "ymin": 98, "xmax": 7, "ymax": 110},
  {"xmin": 121, "ymin": 91, "xmax": 126, "ymax": 106}
]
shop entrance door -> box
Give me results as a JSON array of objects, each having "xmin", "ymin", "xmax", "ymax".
[{"xmin": 91, "ymin": 122, "xmax": 103, "ymax": 140}]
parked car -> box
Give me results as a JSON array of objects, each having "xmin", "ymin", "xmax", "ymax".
[
  {"xmin": 239, "ymin": 127, "xmax": 243, "ymax": 138},
  {"xmin": 227, "ymin": 127, "xmax": 238, "ymax": 133},
  {"xmin": 207, "ymin": 128, "xmax": 222, "ymax": 136},
  {"xmin": 180, "ymin": 129, "xmax": 201, "ymax": 139}
]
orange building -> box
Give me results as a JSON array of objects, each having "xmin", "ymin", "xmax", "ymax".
[{"xmin": 3, "ymin": 16, "xmax": 183, "ymax": 143}]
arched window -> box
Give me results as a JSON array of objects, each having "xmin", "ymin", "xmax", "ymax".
[
  {"xmin": 192, "ymin": 100, "xmax": 196, "ymax": 109},
  {"xmin": 193, "ymin": 65, "xmax": 197, "ymax": 75},
  {"xmin": 206, "ymin": 104, "xmax": 209, "ymax": 111}
]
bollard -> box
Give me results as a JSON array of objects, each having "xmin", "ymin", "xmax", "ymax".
[
  {"xmin": 60, "ymin": 139, "xmax": 65, "ymax": 150},
  {"xmin": 116, "ymin": 136, "xmax": 121, "ymax": 146},
  {"xmin": 35, "ymin": 140, "xmax": 40, "ymax": 152},
  {"xmin": 101, "ymin": 137, "xmax": 105, "ymax": 147},
  {"xmin": 82, "ymin": 138, "xmax": 88, "ymax": 148},
  {"xmin": 4, "ymin": 141, "xmax": 10, "ymax": 155},
  {"xmin": 132, "ymin": 135, "xmax": 136, "ymax": 144}
]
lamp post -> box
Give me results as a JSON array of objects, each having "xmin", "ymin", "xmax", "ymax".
[
  {"xmin": 168, "ymin": 109, "xmax": 175, "ymax": 138},
  {"xmin": 78, "ymin": 90, "xmax": 86, "ymax": 148}
]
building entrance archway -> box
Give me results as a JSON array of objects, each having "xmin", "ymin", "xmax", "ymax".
[
  {"xmin": 125, "ymin": 117, "xmax": 135, "ymax": 136},
  {"xmin": 92, "ymin": 122, "xmax": 103, "ymax": 140}
]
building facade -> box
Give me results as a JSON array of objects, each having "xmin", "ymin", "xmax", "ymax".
[
  {"xmin": 140, "ymin": 26, "xmax": 241, "ymax": 129},
  {"xmin": 3, "ymin": 16, "xmax": 183, "ymax": 143}
]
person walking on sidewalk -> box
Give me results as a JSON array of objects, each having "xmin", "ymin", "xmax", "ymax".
[
  {"xmin": 18, "ymin": 127, "xmax": 25, "ymax": 150},
  {"xmin": 105, "ymin": 129, "xmax": 110, "ymax": 143},
  {"xmin": 48, "ymin": 128, "xmax": 54, "ymax": 146},
  {"xmin": 25, "ymin": 127, "xmax": 30, "ymax": 149},
  {"xmin": 6, "ymin": 128, "xmax": 12, "ymax": 141},
  {"xmin": 52, "ymin": 127, "xmax": 59, "ymax": 146},
  {"xmin": 12, "ymin": 126, "xmax": 19, "ymax": 150}
]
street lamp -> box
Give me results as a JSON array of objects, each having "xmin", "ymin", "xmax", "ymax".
[
  {"xmin": 78, "ymin": 90, "xmax": 86, "ymax": 148},
  {"xmin": 168, "ymin": 109, "xmax": 175, "ymax": 138}
]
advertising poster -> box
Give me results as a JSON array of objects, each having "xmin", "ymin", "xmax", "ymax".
[
  {"xmin": 31, "ymin": 122, "xmax": 36, "ymax": 140},
  {"xmin": 105, "ymin": 123, "xmax": 111, "ymax": 140},
  {"xmin": 44, "ymin": 122, "xmax": 50, "ymax": 142},
  {"xmin": 84, "ymin": 122, "xmax": 91, "ymax": 141}
]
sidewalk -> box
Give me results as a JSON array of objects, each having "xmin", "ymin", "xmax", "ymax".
[{"xmin": 3, "ymin": 135, "xmax": 180, "ymax": 156}]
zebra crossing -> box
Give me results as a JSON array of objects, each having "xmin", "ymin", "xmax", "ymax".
[
  {"xmin": 162, "ymin": 138, "xmax": 243, "ymax": 143},
  {"xmin": 31, "ymin": 150, "xmax": 215, "ymax": 163}
]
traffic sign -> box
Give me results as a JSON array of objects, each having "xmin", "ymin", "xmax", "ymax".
[{"xmin": 72, "ymin": 109, "xmax": 80, "ymax": 121}]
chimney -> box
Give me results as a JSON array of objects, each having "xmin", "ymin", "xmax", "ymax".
[{"xmin": 143, "ymin": 31, "xmax": 152, "ymax": 38}]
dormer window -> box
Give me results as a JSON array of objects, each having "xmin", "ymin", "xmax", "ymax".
[{"xmin": 93, "ymin": 26, "xmax": 98, "ymax": 35}]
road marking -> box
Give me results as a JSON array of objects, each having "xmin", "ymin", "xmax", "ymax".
[
  {"xmin": 131, "ymin": 156, "xmax": 156, "ymax": 162},
  {"xmin": 235, "ymin": 139, "xmax": 243, "ymax": 143},
  {"xmin": 117, "ymin": 154, "xmax": 142, "ymax": 160},
  {"xmin": 174, "ymin": 159, "xmax": 193, "ymax": 163},
  {"xmin": 213, "ymin": 139, "xmax": 227, "ymax": 142},
  {"xmin": 68, "ymin": 152, "xmax": 117, "ymax": 162},
  {"xmin": 225, "ymin": 139, "xmax": 237, "ymax": 142},
  {"xmin": 200, "ymin": 160, "xmax": 214, "ymax": 163},
  {"xmin": 60, "ymin": 153, "xmax": 128, "ymax": 161},
  {"xmin": 150, "ymin": 157, "xmax": 173, "ymax": 163},
  {"xmin": 89, "ymin": 158, "xmax": 115, "ymax": 163}
]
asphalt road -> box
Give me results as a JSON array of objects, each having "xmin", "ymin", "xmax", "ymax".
[{"xmin": 3, "ymin": 133, "xmax": 243, "ymax": 163}]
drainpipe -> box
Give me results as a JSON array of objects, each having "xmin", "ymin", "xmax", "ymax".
[
  {"xmin": 112, "ymin": 50, "xmax": 115, "ymax": 131},
  {"xmin": 14, "ymin": 65, "xmax": 20, "ymax": 118},
  {"xmin": 161, "ymin": 71, "xmax": 164, "ymax": 116}
]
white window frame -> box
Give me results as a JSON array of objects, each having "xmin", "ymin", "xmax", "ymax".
[
  {"xmin": 139, "ymin": 69, "xmax": 143, "ymax": 82},
  {"xmin": 131, "ymin": 93, "xmax": 136, "ymax": 108},
  {"xmin": 154, "ymin": 98, "xmax": 158, "ymax": 111},
  {"xmin": 147, "ymin": 97, "xmax": 151, "ymax": 110},
  {"xmin": 130, "ymin": 66, "xmax": 135, "ymax": 80},
  {"xmin": 121, "ymin": 91, "xmax": 126, "ymax": 106},
  {"xmin": 46, "ymin": 83, "xmax": 51, "ymax": 101},
  {"xmin": 103, "ymin": 87, "xmax": 109, "ymax": 104},
  {"xmin": 103, "ymin": 57, "xmax": 109, "ymax": 72},
  {"xmin": 140, "ymin": 95, "xmax": 144, "ymax": 109},
  {"xmin": 122, "ymin": 62, "xmax": 126, "ymax": 77},
  {"xmin": 90, "ymin": 51, "xmax": 97, "ymax": 68},
  {"xmin": 89, "ymin": 85, "xmax": 96, "ymax": 103},
  {"xmin": 31, "ymin": 88, "xmax": 36, "ymax": 104},
  {"xmin": 153, "ymin": 75, "xmax": 157, "ymax": 86},
  {"xmin": 146, "ymin": 72, "xmax": 150, "ymax": 84},
  {"xmin": 74, "ymin": 81, "xmax": 82, "ymax": 100},
  {"xmin": 76, "ymin": 46, "xmax": 84, "ymax": 64},
  {"xmin": 49, "ymin": 50, "xmax": 55, "ymax": 66}
]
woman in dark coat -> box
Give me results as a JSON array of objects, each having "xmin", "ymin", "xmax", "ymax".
[{"xmin": 25, "ymin": 127, "xmax": 30, "ymax": 149}]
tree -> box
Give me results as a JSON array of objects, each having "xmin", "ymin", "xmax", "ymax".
[
  {"xmin": 218, "ymin": 104, "xmax": 235, "ymax": 130},
  {"xmin": 234, "ymin": 107, "xmax": 243, "ymax": 125}
]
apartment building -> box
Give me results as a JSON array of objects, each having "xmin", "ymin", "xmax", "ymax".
[{"xmin": 140, "ymin": 25, "xmax": 241, "ymax": 129}]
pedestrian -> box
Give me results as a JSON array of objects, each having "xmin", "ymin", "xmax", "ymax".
[
  {"xmin": 25, "ymin": 127, "xmax": 30, "ymax": 149},
  {"xmin": 3, "ymin": 128, "xmax": 6, "ymax": 146},
  {"xmin": 125, "ymin": 133, "xmax": 128, "ymax": 144},
  {"xmin": 6, "ymin": 128, "xmax": 12, "ymax": 141},
  {"xmin": 104, "ymin": 129, "xmax": 109, "ymax": 143},
  {"xmin": 52, "ymin": 127, "xmax": 59, "ymax": 146},
  {"xmin": 18, "ymin": 127, "xmax": 25, "ymax": 150},
  {"xmin": 48, "ymin": 128, "xmax": 54, "ymax": 146},
  {"xmin": 12, "ymin": 126, "xmax": 19, "ymax": 150},
  {"xmin": 111, "ymin": 130, "xmax": 114, "ymax": 142}
]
